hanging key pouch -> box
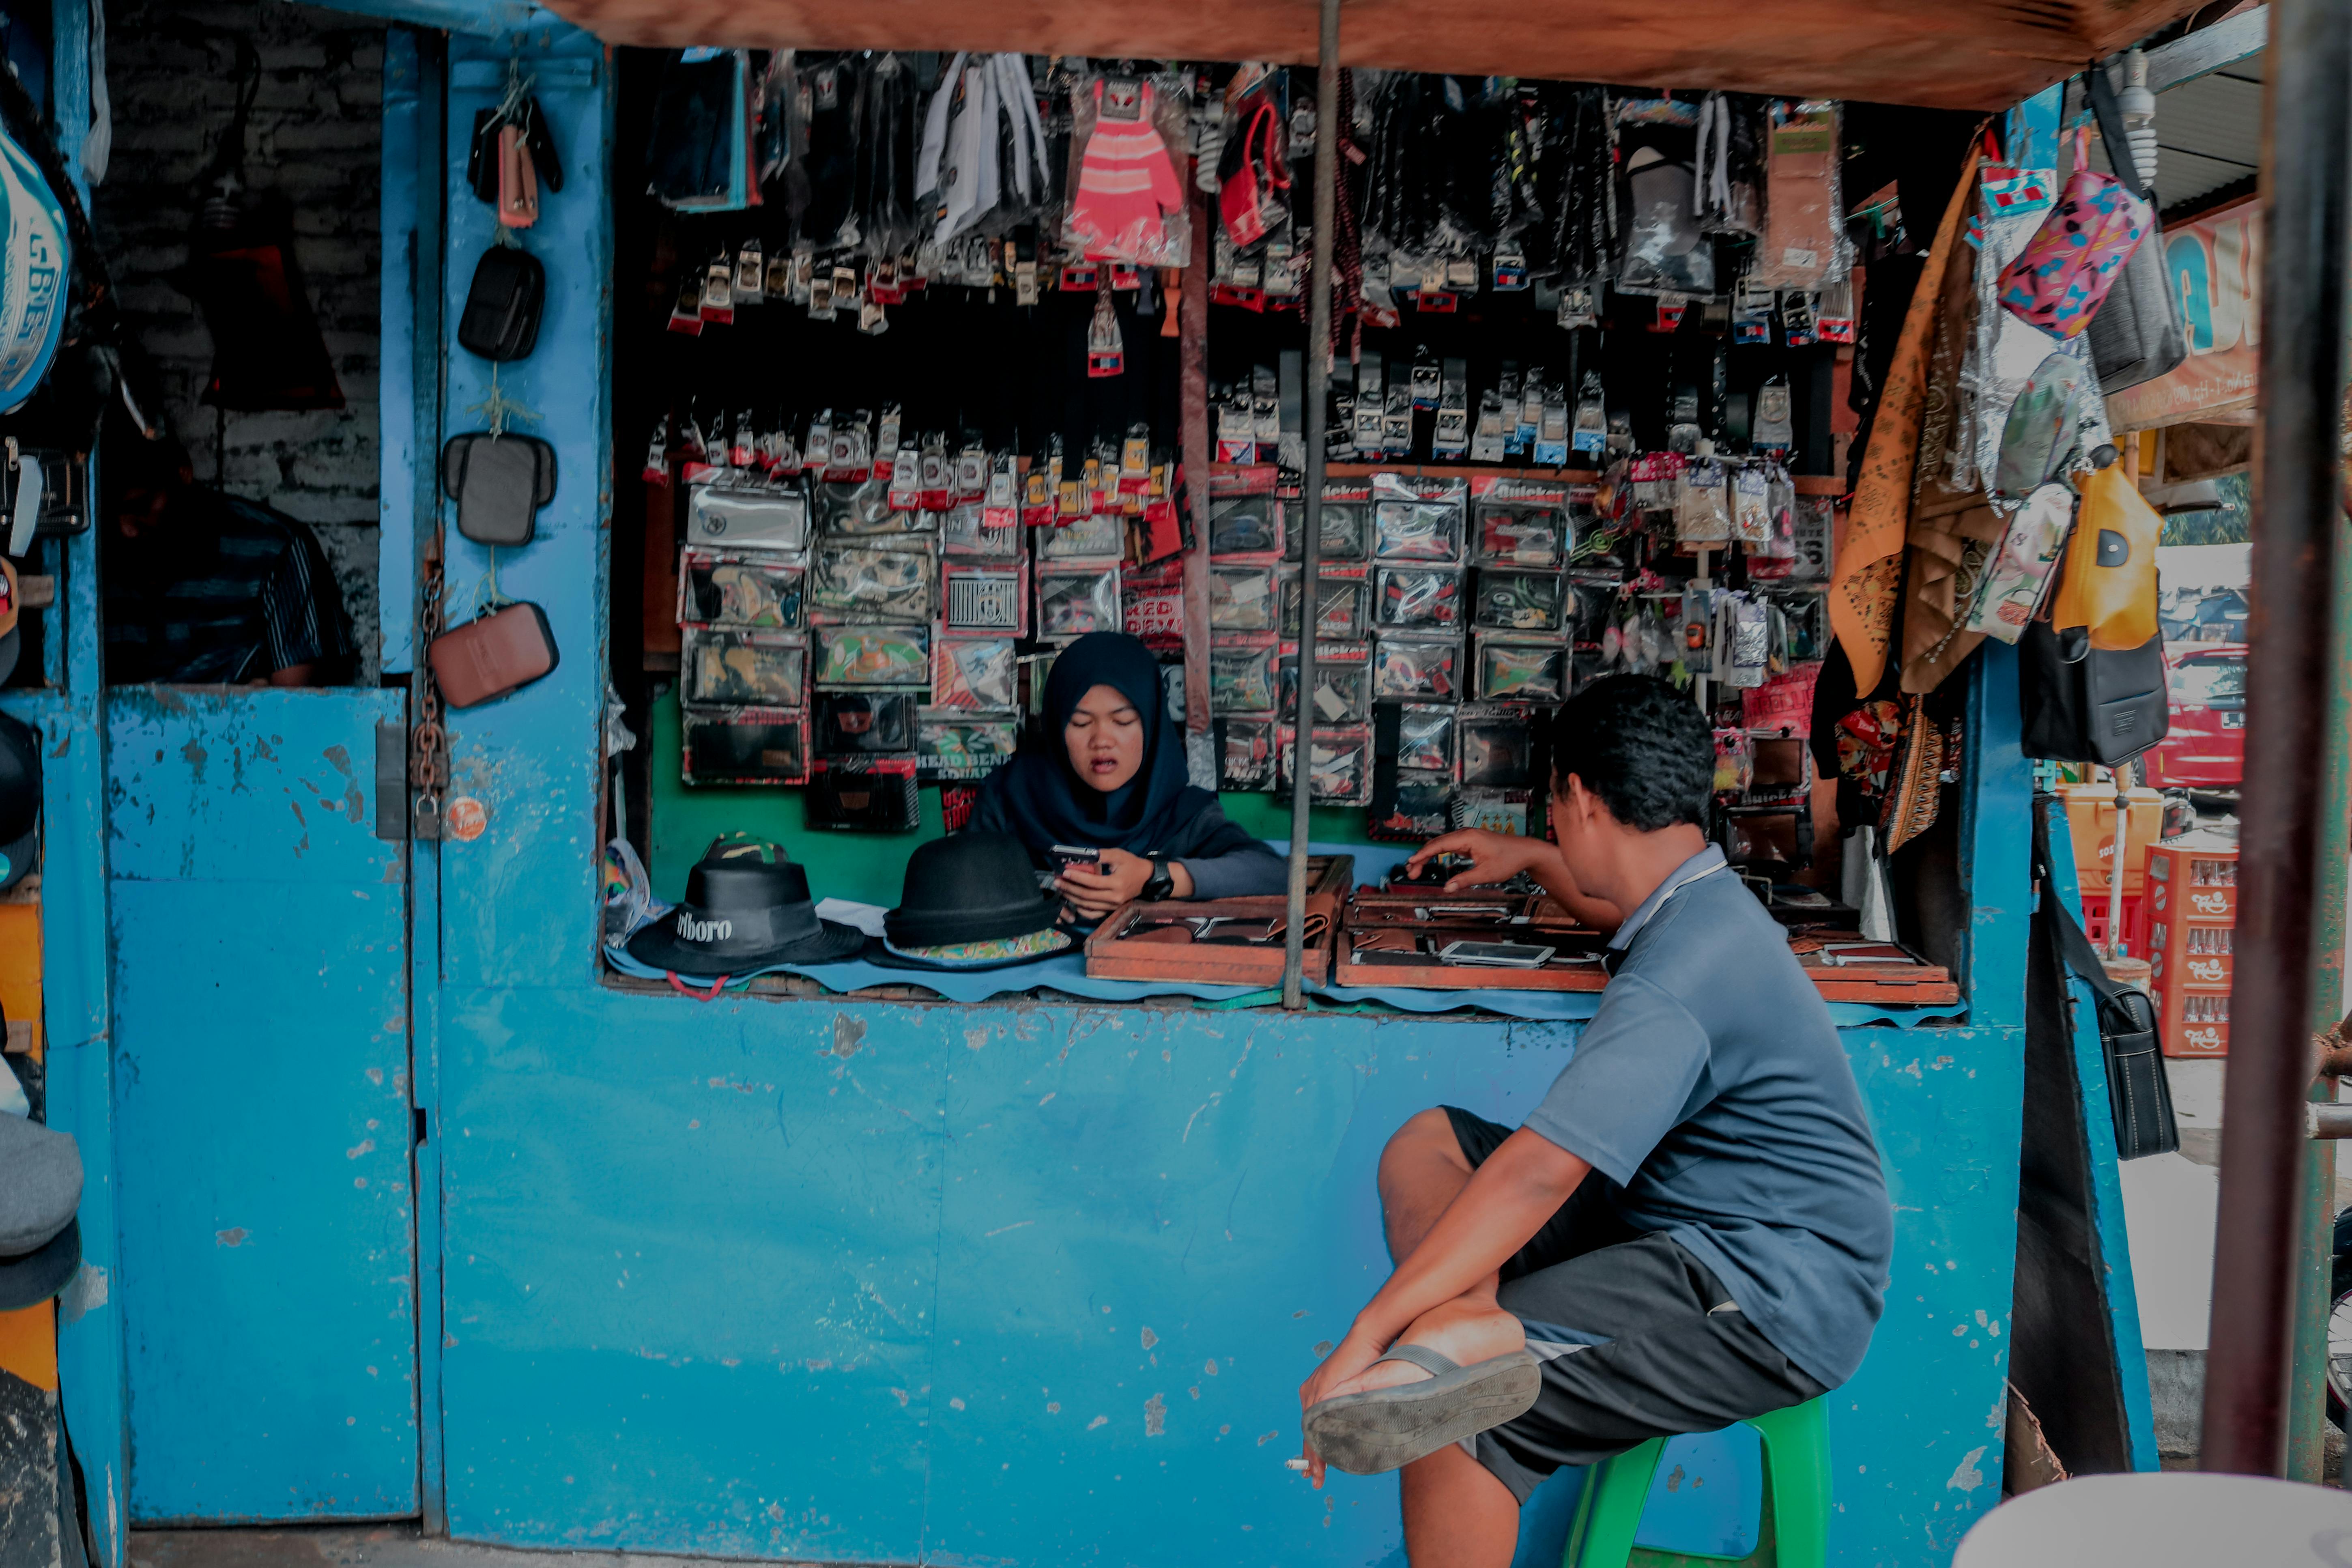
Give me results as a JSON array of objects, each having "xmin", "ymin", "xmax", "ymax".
[
  {"xmin": 443, "ymin": 432, "xmax": 557, "ymax": 546},
  {"xmin": 458, "ymin": 245, "xmax": 546, "ymax": 360}
]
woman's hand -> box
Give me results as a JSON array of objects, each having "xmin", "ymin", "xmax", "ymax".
[
  {"xmin": 1297, "ymin": 1327, "xmax": 1389, "ymax": 1488},
  {"xmin": 1056, "ymin": 847, "xmax": 1155, "ymax": 919},
  {"xmin": 1406, "ymin": 829, "xmax": 1559, "ymax": 892}
]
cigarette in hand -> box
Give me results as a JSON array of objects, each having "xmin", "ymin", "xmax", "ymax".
[{"xmin": 1285, "ymin": 1457, "xmax": 1311, "ymax": 1471}]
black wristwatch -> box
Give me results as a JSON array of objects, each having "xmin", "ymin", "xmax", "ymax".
[{"xmin": 1143, "ymin": 856, "xmax": 1175, "ymax": 901}]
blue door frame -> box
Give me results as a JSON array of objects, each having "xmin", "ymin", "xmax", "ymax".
[{"xmin": 15, "ymin": 7, "xmax": 2145, "ymax": 1562}]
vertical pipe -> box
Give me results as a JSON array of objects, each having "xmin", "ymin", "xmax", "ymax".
[
  {"xmin": 2287, "ymin": 522, "xmax": 2352, "ymax": 1482},
  {"xmin": 1181, "ymin": 187, "xmax": 1214, "ymax": 740},
  {"xmin": 1279, "ymin": 0, "xmax": 1342, "ymax": 1010},
  {"xmin": 2200, "ymin": 0, "xmax": 2352, "ymax": 1476}
]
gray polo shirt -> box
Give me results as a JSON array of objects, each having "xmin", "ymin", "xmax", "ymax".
[{"xmin": 1523, "ymin": 845, "xmax": 1894, "ymax": 1387}]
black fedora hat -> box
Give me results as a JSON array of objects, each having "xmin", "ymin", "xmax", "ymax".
[
  {"xmin": 0, "ymin": 710, "xmax": 37, "ymax": 893},
  {"xmin": 885, "ymin": 830, "xmax": 1062, "ymax": 950},
  {"xmin": 626, "ymin": 836, "xmax": 864, "ymax": 975}
]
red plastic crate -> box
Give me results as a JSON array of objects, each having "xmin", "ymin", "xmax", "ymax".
[
  {"xmin": 2083, "ymin": 895, "xmax": 2143, "ymax": 958},
  {"xmin": 2153, "ymin": 977, "xmax": 2232, "ymax": 1057}
]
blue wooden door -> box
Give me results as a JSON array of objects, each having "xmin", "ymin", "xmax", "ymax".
[{"xmin": 108, "ymin": 688, "xmax": 420, "ymax": 1521}]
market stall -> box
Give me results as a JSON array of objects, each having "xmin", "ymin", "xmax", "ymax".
[{"xmin": 0, "ymin": 0, "xmax": 2246, "ymax": 1559}]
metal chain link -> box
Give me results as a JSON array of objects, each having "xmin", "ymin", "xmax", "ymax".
[{"xmin": 411, "ymin": 530, "xmax": 448, "ymax": 839}]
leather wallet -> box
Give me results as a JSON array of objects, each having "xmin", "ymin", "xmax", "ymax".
[
  {"xmin": 442, "ymin": 432, "xmax": 556, "ymax": 546},
  {"xmin": 428, "ymin": 601, "xmax": 560, "ymax": 708},
  {"xmin": 458, "ymin": 245, "xmax": 545, "ymax": 361}
]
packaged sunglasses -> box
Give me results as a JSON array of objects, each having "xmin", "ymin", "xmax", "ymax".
[
  {"xmin": 1284, "ymin": 491, "xmax": 1369, "ymax": 562},
  {"xmin": 1372, "ymin": 473, "xmax": 1467, "ymax": 563},
  {"xmin": 1279, "ymin": 566, "xmax": 1372, "ymax": 641},
  {"xmin": 1037, "ymin": 566, "xmax": 1122, "ymax": 639},
  {"xmin": 1475, "ymin": 635, "xmax": 1570, "ymax": 703},
  {"xmin": 1278, "ymin": 640, "xmax": 1373, "ymax": 724},
  {"xmin": 1209, "ymin": 633, "xmax": 1281, "ymax": 713},
  {"xmin": 1277, "ymin": 723, "xmax": 1375, "ymax": 805},
  {"xmin": 1209, "ymin": 563, "xmax": 1281, "ymax": 631},
  {"xmin": 1376, "ymin": 565, "xmax": 1466, "ymax": 630},
  {"xmin": 1208, "ymin": 494, "xmax": 1285, "ymax": 559},
  {"xmin": 1473, "ymin": 569, "xmax": 1566, "ymax": 632},
  {"xmin": 1373, "ymin": 635, "xmax": 1462, "ymax": 702},
  {"xmin": 931, "ymin": 637, "xmax": 1020, "ymax": 712}
]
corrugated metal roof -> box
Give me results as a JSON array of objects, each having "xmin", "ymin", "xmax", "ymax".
[{"xmin": 2154, "ymin": 65, "xmax": 2262, "ymax": 209}]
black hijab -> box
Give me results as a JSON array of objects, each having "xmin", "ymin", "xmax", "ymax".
[{"xmin": 990, "ymin": 632, "xmax": 1216, "ymax": 858}]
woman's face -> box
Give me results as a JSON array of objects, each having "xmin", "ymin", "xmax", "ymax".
[{"xmin": 1064, "ymin": 683, "xmax": 1145, "ymax": 794}]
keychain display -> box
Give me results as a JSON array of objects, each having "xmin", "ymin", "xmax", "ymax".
[
  {"xmin": 679, "ymin": 550, "xmax": 806, "ymax": 630},
  {"xmin": 684, "ymin": 626, "xmax": 809, "ymax": 708},
  {"xmin": 1375, "ymin": 565, "xmax": 1465, "ymax": 630},
  {"xmin": 814, "ymin": 624, "xmax": 930, "ymax": 687},
  {"xmin": 810, "ymin": 540, "xmax": 935, "ymax": 622},
  {"xmin": 1473, "ymin": 570, "xmax": 1566, "ymax": 632},
  {"xmin": 1372, "ymin": 473, "xmax": 1467, "ymax": 562},
  {"xmin": 1279, "ymin": 566, "xmax": 1372, "ymax": 641},
  {"xmin": 1279, "ymin": 641, "xmax": 1373, "ymax": 725},
  {"xmin": 1209, "ymin": 633, "xmax": 1280, "ymax": 713},
  {"xmin": 1209, "ymin": 563, "xmax": 1280, "ymax": 630},
  {"xmin": 1475, "ymin": 634, "xmax": 1571, "ymax": 703},
  {"xmin": 918, "ymin": 717, "xmax": 1019, "ymax": 782},
  {"xmin": 1037, "ymin": 565, "xmax": 1122, "ymax": 638},
  {"xmin": 682, "ymin": 708, "xmax": 809, "ymax": 785},
  {"xmin": 1374, "ymin": 635, "xmax": 1462, "ymax": 701},
  {"xmin": 920, "ymin": 636, "xmax": 1016, "ymax": 712}
]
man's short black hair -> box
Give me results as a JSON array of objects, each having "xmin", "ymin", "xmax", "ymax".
[{"xmin": 1549, "ymin": 674, "xmax": 1715, "ymax": 831}]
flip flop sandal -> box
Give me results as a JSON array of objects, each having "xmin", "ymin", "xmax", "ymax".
[{"xmin": 1303, "ymin": 1343, "xmax": 1542, "ymax": 1476}]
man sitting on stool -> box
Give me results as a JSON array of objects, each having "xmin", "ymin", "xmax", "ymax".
[{"xmin": 1297, "ymin": 675, "xmax": 1892, "ymax": 1568}]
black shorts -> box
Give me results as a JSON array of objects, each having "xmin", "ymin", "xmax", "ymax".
[{"xmin": 1441, "ymin": 1106, "xmax": 1828, "ymax": 1505}]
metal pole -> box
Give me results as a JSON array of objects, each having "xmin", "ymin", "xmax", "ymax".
[
  {"xmin": 2200, "ymin": 0, "xmax": 2352, "ymax": 1476},
  {"xmin": 1280, "ymin": 0, "xmax": 1342, "ymax": 1011},
  {"xmin": 2286, "ymin": 526, "xmax": 2352, "ymax": 1483}
]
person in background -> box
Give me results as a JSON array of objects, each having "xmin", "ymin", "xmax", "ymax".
[
  {"xmin": 972, "ymin": 630, "xmax": 1284, "ymax": 921},
  {"xmin": 102, "ymin": 434, "xmax": 353, "ymax": 686}
]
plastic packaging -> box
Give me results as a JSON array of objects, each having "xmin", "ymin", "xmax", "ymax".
[
  {"xmin": 679, "ymin": 551, "xmax": 806, "ymax": 630},
  {"xmin": 1457, "ymin": 706, "xmax": 1542, "ymax": 788},
  {"xmin": 1394, "ymin": 701, "xmax": 1458, "ymax": 772},
  {"xmin": 918, "ymin": 717, "xmax": 1019, "ymax": 782},
  {"xmin": 1750, "ymin": 101, "xmax": 1850, "ymax": 290},
  {"xmin": 1215, "ymin": 715, "xmax": 1277, "ymax": 789},
  {"xmin": 811, "ymin": 541, "xmax": 935, "ymax": 623},
  {"xmin": 1475, "ymin": 635, "xmax": 1570, "ymax": 703},
  {"xmin": 686, "ymin": 480, "xmax": 812, "ymax": 553},
  {"xmin": 1209, "ymin": 494, "xmax": 1284, "ymax": 557},
  {"xmin": 1280, "ymin": 567, "xmax": 1372, "ymax": 641},
  {"xmin": 1037, "ymin": 565, "xmax": 1123, "ymax": 639},
  {"xmin": 1376, "ymin": 565, "xmax": 1466, "ymax": 630},
  {"xmin": 1372, "ymin": 473, "xmax": 1468, "ymax": 562},
  {"xmin": 941, "ymin": 562, "xmax": 1028, "ymax": 635},
  {"xmin": 1474, "ymin": 569, "xmax": 1566, "ymax": 632},
  {"xmin": 681, "ymin": 708, "xmax": 809, "ymax": 786},
  {"xmin": 1279, "ymin": 641, "xmax": 1373, "ymax": 724},
  {"xmin": 1209, "ymin": 633, "xmax": 1281, "ymax": 713},
  {"xmin": 1038, "ymin": 510, "xmax": 1125, "ymax": 560},
  {"xmin": 684, "ymin": 627, "xmax": 809, "ymax": 708},
  {"xmin": 1374, "ymin": 635, "xmax": 1463, "ymax": 701},
  {"xmin": 1278, "ymin": 724, "xmax": 1374, "ymax": 805},
  {"xmin": 940, "ymin": 501, "xmax": 1021, "ymax": 557},
  {"xmin": 813, "ymin": 624, "xmax": 931, "ymax": 688},
  {"xmin": 1290, "ymin": 491, "xmax": 1370, "ymax": 561},
  {"xmin": 931, "ymin": 636, "xmax": 1020, "ymax": 711},
  {"xmin": 1063, "ymin": 71, "xmax": 1194, "ymax": 267},
  {"xmin": 1209, "ymin": 563, "xmax": 1281, "ymax": 630}
]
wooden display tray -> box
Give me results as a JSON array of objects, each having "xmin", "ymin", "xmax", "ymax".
[
  {"xmin": 1335, "ymin": 925, "xmax": 1613, "ymax": 991},
  {"xmin": 1084, "ymin": 856, "xmax": 1353, "ymax": 987},
  {"xmin": 1790, "ymin": 939, "xmax": 1961, "ymax": 1006}
]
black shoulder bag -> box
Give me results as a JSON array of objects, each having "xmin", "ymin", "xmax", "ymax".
[{"xmin": 2031, "ymin": 797, "xmax": 2179, "ymax": 1159}]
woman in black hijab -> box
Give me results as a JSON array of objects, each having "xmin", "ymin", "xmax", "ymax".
[{"xmin": 972, "ymin": 631, "xmax": 1285, "ymax": 921}]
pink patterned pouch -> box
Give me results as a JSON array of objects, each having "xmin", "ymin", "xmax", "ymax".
[{"xmin": 1997, "ymin": 126, "xmax": 2152, "ymax": 339}]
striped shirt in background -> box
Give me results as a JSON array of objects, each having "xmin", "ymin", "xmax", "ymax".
[{"xmin": 103, "ymin": 488, "xmax": 354, "ymax": 685}]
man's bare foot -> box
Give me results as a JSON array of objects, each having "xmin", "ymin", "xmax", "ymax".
[{"xmin": 1320, "ymin": 1297, "xmax": 1526, "ymax": 1401}]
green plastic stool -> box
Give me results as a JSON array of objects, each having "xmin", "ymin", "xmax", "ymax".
[{"xmin": 1563, "ymin": 1398, "xmax": 1831, "ymax": 1568}]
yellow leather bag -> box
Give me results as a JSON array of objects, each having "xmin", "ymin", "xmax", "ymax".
[{"xmin": 2051, "ymin": 456, "xmax": 2160, "ymax": 651}]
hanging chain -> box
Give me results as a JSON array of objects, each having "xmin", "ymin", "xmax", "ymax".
[{"xmin": 411, "ymin": 527, "xmax": 448, "ymax": 839}]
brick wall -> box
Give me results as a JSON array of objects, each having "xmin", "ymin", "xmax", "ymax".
[{"xmin": 92, "ymin": 1, "xmax": 384, "ymax": 679}]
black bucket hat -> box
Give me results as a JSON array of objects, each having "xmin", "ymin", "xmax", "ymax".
[
  {"xmin": 625, "ymin": 836, "xmax": 864, "ymax": 975},
  {"xmin": 0, "ymin": 710, "xmax": 37, "ymax": 893},
  {"xmin": 884, "ymin": 830, "xmax": 1062, "ymax": 950},
  {"xmin": 0, "ymin": 1107, "xmax": 82, "ymax": 1311}
]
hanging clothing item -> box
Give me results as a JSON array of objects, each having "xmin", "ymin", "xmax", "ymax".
[
  {"xmin": 918, "ymin": 53, "xmax": 1051, "ymax": 245},
  {"xmin": 850, "ymin": 54, "xmax": 919, "ymax": 255},
  {"xmin": 1537, "ymin": 85, "xmax": 1615, "ymax": 283},
  {"xmin": 1068, "ymin": 77, "xmax": 1185, "ymax": 262}
]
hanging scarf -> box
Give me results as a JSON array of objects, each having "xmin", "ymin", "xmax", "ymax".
[{"xmin": 982, "ymin": 631, "xmax": 1216, "ymax": 860}]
